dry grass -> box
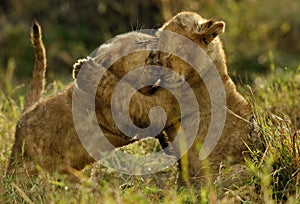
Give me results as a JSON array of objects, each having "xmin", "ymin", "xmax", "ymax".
[{"xmin": 0, "ymin": 64, "xmax": 299, "ymax": 203}]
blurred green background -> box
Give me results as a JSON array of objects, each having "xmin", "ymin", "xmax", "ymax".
[{"xmin": 0, "ymin": 0, "xmax": 299, "ymax": 85}]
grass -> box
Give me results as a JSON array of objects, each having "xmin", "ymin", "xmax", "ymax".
[{"xmin": 0, "ymin": 64, "xmax": 299, "ymax": 203}]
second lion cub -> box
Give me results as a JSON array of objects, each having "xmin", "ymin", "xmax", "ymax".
[{"xmin": 75, "ymin": 11, "xmax": 255, "ymax": 185}]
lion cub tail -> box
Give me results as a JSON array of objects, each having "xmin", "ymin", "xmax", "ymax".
[{"xmin": 23, "ymin": 20, "xmax": 47, "ymax": 111}]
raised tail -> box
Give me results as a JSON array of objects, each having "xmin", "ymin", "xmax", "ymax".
[{"xmin": 23, "ymin": 20, "xmax": 47, "ymax": 111}]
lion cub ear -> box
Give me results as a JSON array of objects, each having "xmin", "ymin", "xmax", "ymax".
[
  {"xmin": 72, "ymin": 57, "xmax": 90, "ymax": 79},
  {"xmin": 198, "ymin": 20, "xmax": 225, "ymax": 45}
]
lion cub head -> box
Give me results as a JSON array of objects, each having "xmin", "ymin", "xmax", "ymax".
[{"xmin": 158, "ymin": 11, "xmax": 228, "ymax": 84}]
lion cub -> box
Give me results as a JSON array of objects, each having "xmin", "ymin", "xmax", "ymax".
[
  {"xmin": 158, "ymin": 11, "xmax": 254, "ymax": 185},
  {"xmin": 6, "ymin": 22, "xmax": 180, "ymax": 179}
]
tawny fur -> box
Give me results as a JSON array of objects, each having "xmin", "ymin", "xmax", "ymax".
[{"xmin": 23, "ymin": 20, "xmax": 46, "ymax": 111}]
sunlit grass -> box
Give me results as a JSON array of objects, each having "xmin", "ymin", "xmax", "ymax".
[{"xmin": 0, "ymin": 66, "xmax": 299, "ymax": 203}]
